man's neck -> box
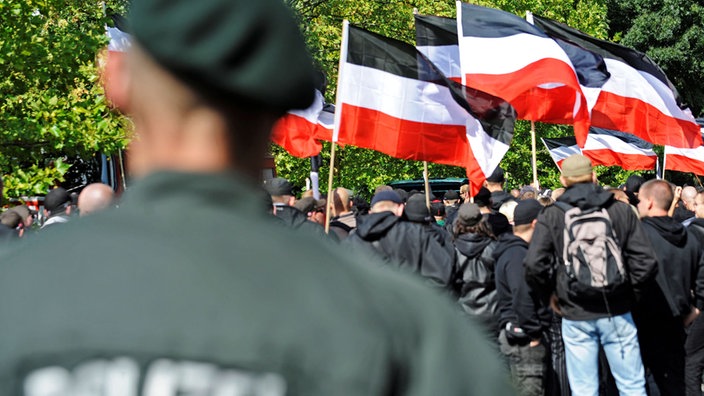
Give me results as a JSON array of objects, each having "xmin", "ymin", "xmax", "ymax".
[
  {"xmin": 514, "ymin": 230, "xmax": 532, "ymax": 243},
  {"xmin": 486, "ymin": 184, "xmax": 502, "ymax": 193}
]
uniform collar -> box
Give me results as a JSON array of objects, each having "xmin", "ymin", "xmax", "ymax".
[{"xmin": 121, "ymin": 171, "xmax": 265, "ymax": 215}]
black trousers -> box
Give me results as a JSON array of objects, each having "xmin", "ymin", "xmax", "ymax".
[
  {"xmin": 499, "ymin": 329, "xmax": 548, "ymax": 396},
  {"xmin": 685, "ymin": 313, "xmax": 704, "ymax": 396},
  {"xmin": 638, "ymin": 316, "xmax": 686, "ymax": 396}
]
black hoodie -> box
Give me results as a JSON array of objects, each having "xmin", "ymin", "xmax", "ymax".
[
  {"xmin": 490, "ymin": 190, "xmax": 516, "ymax": 212},
  {"xmin": 525, "ymin": 183, "xmax": 658, "ymax": 320},
  {"xmin": 494, "ymin": 233, "xmax": 550, "ymax": 340},
  {"xmin": 346, "ymin": 211, "xmax": 455, "ymax": 290},
  {"xmin": 641, "ymin": 216, "xmax": 704, "ymax": 316}
]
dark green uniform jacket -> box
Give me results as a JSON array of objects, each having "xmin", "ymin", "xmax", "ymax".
[{"xmin": 0, "ymin": 172, "xmax": 514, "ymax": 395}]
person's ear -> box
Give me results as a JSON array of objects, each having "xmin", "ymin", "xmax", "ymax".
[{"xmin": 100, "ymin": 48, "xmax": 131, "ymax": 112}]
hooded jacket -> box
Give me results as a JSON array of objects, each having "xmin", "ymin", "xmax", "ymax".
[
  {"xmin": 641, "ymin": 216, "xmax": 704, "ymax": 316},
  {"xmin": 525, "ymin": 183, "xmax": 658, "ymax": 321},
  {"xmin": 454, "ymin": 232, "xmax": 499, "ymax": 334},
  {"xmin": 494, "ymin": 233, "xmax": 551, "ymax": 340},
  {"xmin": 346, "ymin": 211, "xmax": 455, "ymax": 290},
  {"xmin": 490, "ymin": 190, "xmax": 515, "ymax": 212}
]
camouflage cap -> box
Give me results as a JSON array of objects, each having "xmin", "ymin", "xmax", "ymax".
[{"xmin": 129, "ymin": 0, "xmax": 315, "ymax": 111}]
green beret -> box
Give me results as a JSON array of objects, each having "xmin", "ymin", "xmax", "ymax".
[{"xmin": 129, "ymin": 0, "xmax": 315, "ymax": 111}]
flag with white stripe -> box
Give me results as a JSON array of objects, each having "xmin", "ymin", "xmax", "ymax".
[
  {"xmin": 533, "ymin": 15, "xmax": 702, "ymax": 149},
  {"xmin": 541, "ymin": 136, "xmax": 580, "ymax": 169},
  {"xmin": 582, "ymin": 127, "xmax": 657, "ymax": 170},
  {"xmin": 414, "ymin": 15, "xmax": 461, "ymax": 82},
  {"xmin": 664, "ymin": 121, "xmax": 704, "ymax": 176},
  {"xmin": 335, "ymin": 23, "xmax": 516, "ymax": 195},
  {"xmin": 456, "ymin": 3, "xmax": 591, "ymax": 143},
  {"xmin": 271, "ymin": 90, "xmax": 326, "ymax": 158}
]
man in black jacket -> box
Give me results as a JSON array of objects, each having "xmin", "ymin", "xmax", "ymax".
[
  {"xmin": 346, "ymin": 190, "xmax": 455, "ymax": 291},
  {"xmin": 525, "ymin": 154, "xmax": 658, "ymax": 395},
  {"xmin": 495, "ymin": 199, "xmax": 550, "ymax": 396},
  {"xmin": 486, "ymin": 167, "xmax": 516, "ymax": 212},
  {"xmin": 264, "ymin": 177, "xmax": 329, "ymax": 240},
  {"xmin": 686, "ymin": 190, "xmax": 704, "ymax": 395},
  {"xmin": 636, "ymin": 179, "xmax": 704, "ymax": 395},
  {"xmin": 0, "ymin": 0, "xmax": 515, "ymax": 393}
]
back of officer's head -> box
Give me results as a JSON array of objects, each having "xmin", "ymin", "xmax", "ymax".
[{"xmin": 113, "ymin": 0, "xmax": 315, "ymax": 178}]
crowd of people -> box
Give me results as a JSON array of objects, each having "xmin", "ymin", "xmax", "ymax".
[
  {"xmin": 1, "ymin": 0, "xmax": 701, "ymax": 394},
  {"xmin": 262, "ymin": 157, "xmax": 704, "ymax": 396},
  {"xmin": 0, "ymin": 182, "xmax": 114, "ymax": 239}
]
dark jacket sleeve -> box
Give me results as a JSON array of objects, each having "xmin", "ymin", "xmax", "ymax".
[
  {"xmin": 611, "ymin": 203, "xmax": 658, "ymax": 292},
  {"xmin": 418, "ymin": 227, "xmax": 456, "ymax": 289},
  {"xmin": 524, "ymin": 208, "xmax": 559, "ymax": 302},
  {"xmin": 689, "ymin": 225, "xmax": 704, "ymax": 309},
  {"xmin": 503, "ymin": 246, "xmax": 543, "ymax": 339}
]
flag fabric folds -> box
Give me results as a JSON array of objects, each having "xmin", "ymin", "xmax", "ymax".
[
  {"xmin": 581, "ymin": 128, "xmax": 657, "ymax": 171},
  {"xmin": 664, "ymin": 145, "xmax": 704, "ymax": 177},
  {"xmin": 271, "ymin": 90, "xmax": 327, "ymax": 158},
  {"xmin": 664, "ymin": 121, "xmax": 704, "ymax": 176},
  {"xmin": 455, "ymin": 3, "xmax": 591, "ymax": 143},
  {"xmin": 335, "ymin": 23, "xmax": 515, "ymax": 195},
  {"xmin": 541, "ymin": 137, "xmax": 580, "ymax": 169},
  {"xmin": 533, "ymin": 15, "xmax": 702, "ymax": 149},
  {"xmin": 543, "ymin": 128, "xmax": 658, "ymax": 171},
  {"xmin": 414, "ymin": 15, "xmax": 462, "ymax": 82}
]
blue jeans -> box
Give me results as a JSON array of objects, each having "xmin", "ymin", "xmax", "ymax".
[{"xmin": 562, "ymin": 313, "xmax": 646, "ymax": 396}]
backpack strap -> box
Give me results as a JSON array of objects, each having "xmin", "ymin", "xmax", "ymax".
[
  {"xmin": 554, "ymin": 201, "xmax": 572, "ymax": 212},
  {"xmin": 329, "ymin": 220, "xmax": 353, "ymax": 233}
]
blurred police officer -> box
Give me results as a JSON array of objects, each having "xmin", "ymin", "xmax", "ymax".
[{"xmin": 0, "ymin": 0, "xmax": 514, "ymax": 395}]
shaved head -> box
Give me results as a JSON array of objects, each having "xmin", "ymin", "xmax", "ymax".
[
  {"xmin": 638, "ymin": 180, "xmax": 674, "ymax": 217},
  {"xmin": 78, "ymin": 183, "xmax": 115, "ymax": 216},
  {"xmin": 682, "ymin": 186, "xmax": 698, "ymax": 210}
]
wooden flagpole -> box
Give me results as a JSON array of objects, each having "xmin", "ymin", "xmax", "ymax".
[
  {"xmin": 324, "ymin": 143, "xmax": 337, "ymax": 234},
  {"xmin": 423, "ymin": 161, "xmax": 431, "ymax": 209},
  {"xmin": 531, "ymin": 121, "xmax": 539, "ymax": 189},
  {"xmin": 326, "ymin": 19, "xmax": 350, "ymax": 234}
]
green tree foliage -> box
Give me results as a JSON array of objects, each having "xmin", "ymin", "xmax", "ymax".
[
  {"xmin": 277, "ymin": 0, "xmax": 639, "ymax": 196},
  {"xmin": 606, "ymin": 0, "xmax": 704, "ymax": 116},
  {"xmin": 0, "ymin": 0, "xmax": 130, "ymax": 199}
]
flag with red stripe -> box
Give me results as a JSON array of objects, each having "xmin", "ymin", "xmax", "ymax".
[
  {"xmin": 664, "ymin": 121, "xmax": 704, "ymax": 176},
  {"xmin": 582, "ymin": 128, "xmax": 657, "ymax": 170},
  {"xmin": 533, "ymin": 15, "xmax": 702, "ymax": 149},
  {"xmin": 664, "ymin": 146, "xmax": 704, "ymax": 176},
  {"xmin": 541, "ymin": 136, "xmax": 580, "ymax": 169},
  {"xmin": 335, "ymin": 23, "xmax": 516, "ymax": 195},
  {"xmin": 456, "ymin": 3, "xmax": 592, "ymax": 144},
  {"xmin": 313, "ymin": 104, "xmax": 334, "ymax": 142},
  {"xmin": 271, "ymin": 90, "xmax": 325, "ymax": 158}
]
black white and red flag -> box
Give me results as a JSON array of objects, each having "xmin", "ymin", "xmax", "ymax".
[
  {"xmin": 414, "ymin": 15, "xmax": 462, "ymax": 83},
  {"xmin": 532, "ymin": 15, "xmax": 702, "ymax": 149},
  {"xmin": 271, "ymin": 90, "xmax": 328, "ymax": 158},
  {"xmin": 335, "ymin": 23, "xmax": 516, "ymax": 194},
  {"xmin": 541, "ymin": 136, "xmax": 580, "ymax": 170},
  {"xmin": 581, "ymin": 128, "xmax": 657, "ymax": 171},
  {"xmin": 664, "ymin": 120, "xmax": 704, "ymax": 176},
  {"xmin": 455, "ymin": 3, "xmax": 592, "ymax": 143}
]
